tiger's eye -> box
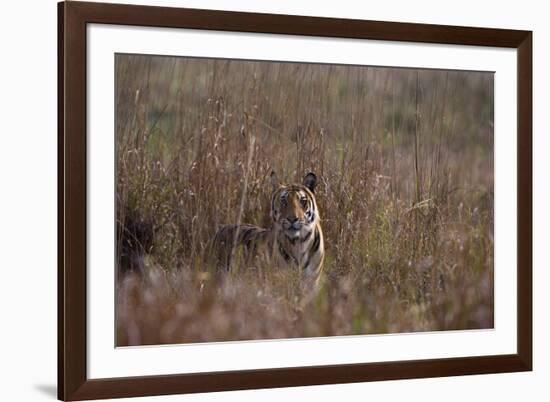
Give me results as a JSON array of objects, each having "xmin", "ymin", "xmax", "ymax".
[{"xmin": 300, "ymin": 198, "xmax": 307, "ymax": 207}]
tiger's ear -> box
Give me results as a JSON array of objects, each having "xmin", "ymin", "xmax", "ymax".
[
  {"xmin": 303, "ymin": 172, "xmax": 317, "ymax": 193},
  {"xmin": 270, "ymin": 170, "xmax": 280, "ymax": 191}
]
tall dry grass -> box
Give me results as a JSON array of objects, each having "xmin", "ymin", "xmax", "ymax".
[{"xmin": 115, "ymin": 54, "xmax": 494, "ymax": 346}]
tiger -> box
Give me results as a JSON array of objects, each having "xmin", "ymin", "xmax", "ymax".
[{"xmin": 209, "ymin": 172, "xmax": 325, "ymax": 285}]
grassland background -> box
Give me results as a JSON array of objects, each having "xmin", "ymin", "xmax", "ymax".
[{"xmin": 115, "ymin": 54, "xmax": 494, "ymax": 346}]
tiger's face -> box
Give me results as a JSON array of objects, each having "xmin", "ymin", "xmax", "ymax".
[{"xmin": 270, "ymin": 172, "xmax": 319, "ymax": 241}]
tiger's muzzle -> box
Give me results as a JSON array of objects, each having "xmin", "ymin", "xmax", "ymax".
[{"xmin": 282, "ymin": 218, "xmax": 308, "ymax": 240}]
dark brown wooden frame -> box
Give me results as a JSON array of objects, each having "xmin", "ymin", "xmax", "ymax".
[{"xmin": 58, "ymin": 1, "xmax": 532, "ymax": 400}]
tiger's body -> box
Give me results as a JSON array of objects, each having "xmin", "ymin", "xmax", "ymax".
[{"xmin": 209, "ymin": 172, "xmax": 325, "ymax": 284}]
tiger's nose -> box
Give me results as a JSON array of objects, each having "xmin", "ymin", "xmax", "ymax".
[{"xmin": 289, "ymin": 218, "xmax": 301, "ymax": 229}]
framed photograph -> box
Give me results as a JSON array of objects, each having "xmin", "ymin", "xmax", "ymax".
[{"xmin": 58, "ymin": 1, "xmax": 532, "ymax": 400}]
